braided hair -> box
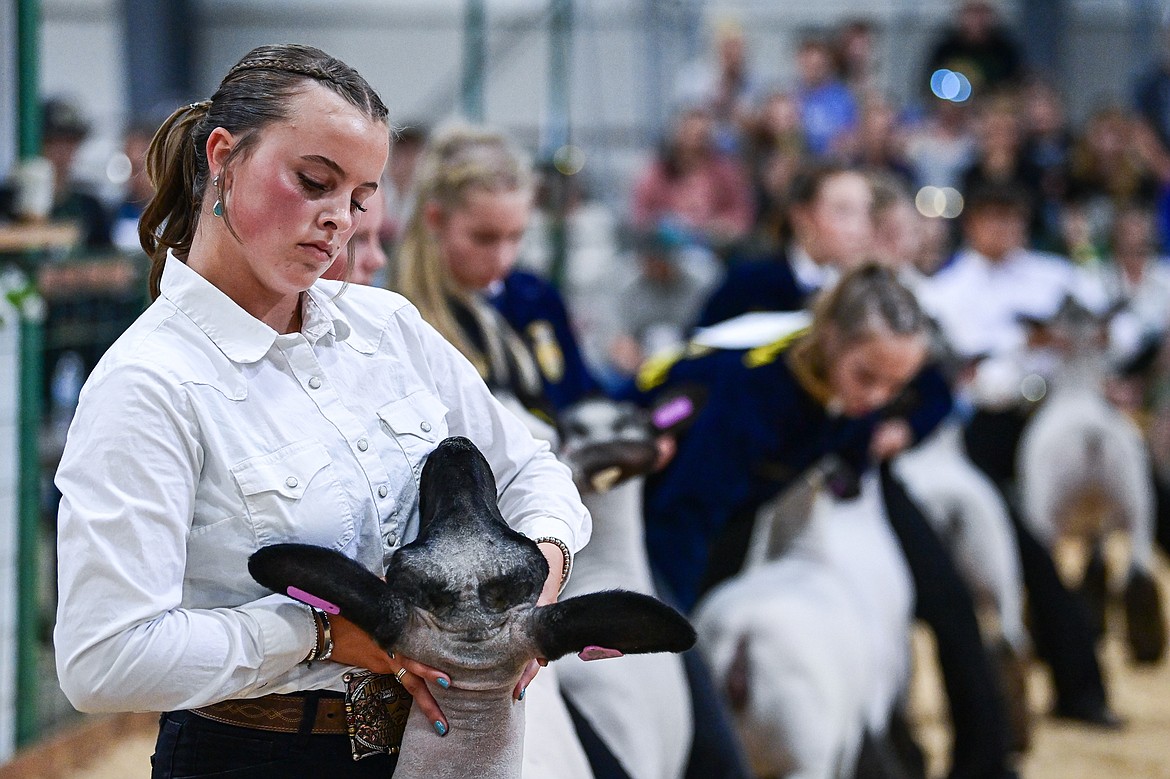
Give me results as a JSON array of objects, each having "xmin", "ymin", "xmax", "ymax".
[
  {"xmin": 140, "ymin": 44, "xmax": 390, "ymax": 299},
  {"xmin": 791, "ymin": 263, "xmax": 929, "ymax": 384}
]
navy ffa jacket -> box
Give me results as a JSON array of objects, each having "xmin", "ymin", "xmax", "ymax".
[
  {"xmin": 488, "ymin": 270, "xmax": 603, "ymax": 412},
  {"xmin": 625, "ymin": 333, "xmax": 952, "ymax": 611},
  {"xmin": 695, "ymin": 251, "xmax": 806, "ymax": 328}
]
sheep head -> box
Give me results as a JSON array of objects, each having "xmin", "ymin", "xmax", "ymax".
[
  {"xmin": 249, "ymin": 436, "xmax": 695, "ymax": 689},
  {"xmin": 557, "ymin": 400, "xmax": 659, "ymax": 493}
]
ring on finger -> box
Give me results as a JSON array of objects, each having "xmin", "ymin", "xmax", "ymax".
[{"xmin": 394, "ymin": 667, "xmax": 409, "ymax": 683}]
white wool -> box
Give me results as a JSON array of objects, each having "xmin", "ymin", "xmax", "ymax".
[{"xmin": 896, "ymin": 420, "xmax": 1029, "ymax": 652}]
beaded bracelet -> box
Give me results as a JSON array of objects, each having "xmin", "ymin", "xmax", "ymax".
[
  {"xmin": 534, "ymin": 537, "xmax": 573, "ymax": 594},
  {"xmin": 304, "ymin": 607, "xmax": 321, "ymax": 663}
]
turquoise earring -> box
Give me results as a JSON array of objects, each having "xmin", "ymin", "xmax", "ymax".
[{"xmin": 212, "ymin": 175, "xmax": 223, "ymax": 217}]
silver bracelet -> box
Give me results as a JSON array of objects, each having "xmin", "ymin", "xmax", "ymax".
[
  {"xmin": 534, "ymin": 536, "xmax": 573, "ymax": 594},
  {"xmin": 304, "ymin": 607, "xmax": 321, "ymax": 663},
  {"xmin": 317, "ymin": 610, "xmax": 334, "ymax": 662}
]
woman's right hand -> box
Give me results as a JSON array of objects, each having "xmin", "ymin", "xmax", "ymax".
[{"xmin": 329, "ymin": 614, "xmax": 452, "ymax": 735}]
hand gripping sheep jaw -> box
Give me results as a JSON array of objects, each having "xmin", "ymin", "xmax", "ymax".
[{"xmin": 249, "ymin": 435, "xmax": 695, "ymax": 779}]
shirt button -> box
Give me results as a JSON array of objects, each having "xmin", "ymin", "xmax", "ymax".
[
  {"xmin": 420, "ymin": 421, "xmax": 432, "ymax": 433},
  {"xmin": 285, "ymin": 476, "xmax": 299, "ymax": 488},
  {"xmin": 378, "ymin": 485, "xmax": 388, "ymax": 498},
  {"xmin": 386, "ymin": 532, "xmax": 398, "ymax": 546},
  {"xmin": 357, "ymin": 438, "xmax": 369, "ymax": 452},
  {"xmin": 308, "ymin": 376, "xmax": 322, "ymax": 389}
]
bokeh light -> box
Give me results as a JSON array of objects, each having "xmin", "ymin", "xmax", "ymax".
[
  {"xmin": 553, "ymin": 144, "xmax": 586, "ymax": 175},
  {"xmin": 929, "ymin": 68, "xmax": 973, "ymax": 103},
  {"xmin": 105, "ymin": 152, "xmax": 132, "ymax": 185},
  {"xmin": 915, "ymin": 186, "xmax": 964, "ymax": 218},
  {"xmin": 1020, "ymin": 373, "xmax": 1047, "ymax": 402}
]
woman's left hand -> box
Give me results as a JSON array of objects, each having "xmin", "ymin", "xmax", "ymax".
[{"xmin": 511, "ymin": 541, "xmax": 563, "ymax": 701}]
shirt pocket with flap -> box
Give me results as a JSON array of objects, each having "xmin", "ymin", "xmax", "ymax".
[
  {"xmin": 376, "ymin": 390, "xmax": 450, "ymax": 476},
  {"xmin": 231, "ymin": 439, "xmax": 356, "ymax": 551}
]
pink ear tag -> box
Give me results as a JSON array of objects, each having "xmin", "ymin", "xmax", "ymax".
[
  {"xmin": 287, "ymin": 586, "xmax": 341, "ymax": 615},
  {"xmin": 578, "ymin": 645, "xmax": 624, "ymax": 661},
  {"xmin": 653, "ymin": 396, "xmax": 694, "ymax": 430}
]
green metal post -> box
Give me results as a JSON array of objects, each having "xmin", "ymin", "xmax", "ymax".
[
  {"xmin": 547, "ymin": 0, "xmax": 572, "ymax": 290},
  {"xmin": 461, "ymin": 0, "xmax": 486, "ymax": 122},
  {"xmin": 16, "ymin": 317, "xmax": 42, "ymax": 747},
  {"xmin": 17, "ymin": 0, "xmax": 41, "ymax": 159},
  {"xmin": 15, "ymin": 0, "xmax": 42, "ymax": 747}
]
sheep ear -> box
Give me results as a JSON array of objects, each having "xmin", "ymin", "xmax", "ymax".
[
  {"xmin": 529, "ymin": 590, "xmax": 696, "ymax": 661},
  {"xmin": 249, "ymin": 543, "xmax": 408, "ymax": 648}
]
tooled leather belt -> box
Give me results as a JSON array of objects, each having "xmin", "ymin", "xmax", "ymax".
[{"xmin": 191, "ymin": 692, "xmax": 349, "ymax": 735}]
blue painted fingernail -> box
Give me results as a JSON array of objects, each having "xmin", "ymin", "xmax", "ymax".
[
  {"xmin": 437, "ymin": 677, "xmax": 450, "ymax": 689},
  {"xmin": 519, "ymin": 687, "xmax": 526, "ymax": 701},
  {"xmin": 433, "ymin": 720, "xmax": 448, "ymax": 736}
]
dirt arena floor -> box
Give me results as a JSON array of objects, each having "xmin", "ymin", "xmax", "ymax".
[
  {"xmin": 911, "ymin": 546, "xmax": 1170, "ymax": 779},
  {"xmin": 13, "ymin": 555, "xmax": 1170, "ymax": 779}
]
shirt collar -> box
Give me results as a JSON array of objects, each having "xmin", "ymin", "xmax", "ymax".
[
  {"xmin": 160, "ymin": 252, "xmax": 353, "ymax": 363},
  {"xmin": 790, "ymin": 244, "xmax": 838, "ymax": 292},
  {"xmin": 961, "ymin": 246, "xmax": 1027, "ymax": 271}
]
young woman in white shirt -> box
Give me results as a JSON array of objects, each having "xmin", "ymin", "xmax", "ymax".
[{"xmin": 52, "ymin": 43, "xmax": 589, "ymax": 778}]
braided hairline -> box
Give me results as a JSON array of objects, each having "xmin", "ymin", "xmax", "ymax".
[{"xmin": 227, "ymin": 57, "xmax": 339, "ymax": 84}]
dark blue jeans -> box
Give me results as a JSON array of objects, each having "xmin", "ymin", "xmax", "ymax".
[{"xmin": 151, "ymin": 706, "xmax": 399, "ymax": 778}]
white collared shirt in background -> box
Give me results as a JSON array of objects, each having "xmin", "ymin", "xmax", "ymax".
[
  {"xmin": 54, "ymin": 254, "xmax": 590, "ymax": 713},
  {"xmin": 919, "ymin": 247, "xmax": 1082, "ymax": 360}
]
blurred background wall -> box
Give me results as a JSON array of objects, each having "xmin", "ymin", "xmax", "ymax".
[{"xmin": 20, "ymin": 0, "xmax": 1169, "ymax": 210}]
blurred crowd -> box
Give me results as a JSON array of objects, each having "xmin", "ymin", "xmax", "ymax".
[{"xmin": 515, "ymin": 1, "xmax": 1170, "ymax": 408}]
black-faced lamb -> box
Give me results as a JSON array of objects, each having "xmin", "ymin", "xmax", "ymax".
[
  {"xmin": 249, "ymin": 435, "xmax": 695, "ymax": 779},
  {"xmin": 554, "ymin": 398, "xmax": 694, "ymax": 779}
]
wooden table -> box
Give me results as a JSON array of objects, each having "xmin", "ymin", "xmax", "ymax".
[{"xmin": 0, "ymin": 222, "xmax": 81, "ymax": 254}]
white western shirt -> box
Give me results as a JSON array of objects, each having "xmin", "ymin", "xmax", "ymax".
[
  {"xmin": 919, "ymin": 247, "xmax": 1086, "ymax": 360},
  {"xmin": 54, "ymin": 254, "xmax": 590, "ymax": 713}
]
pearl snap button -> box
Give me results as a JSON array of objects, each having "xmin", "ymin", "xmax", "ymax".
[
  {"xmin": 285, "ymin": 476, "xmax": 299, "ymax": 488},
  {"xmin": 308, "ymin": 377, "xmax": 322, "ymax": 389},
  {"xmin": 357, "ymin": 438, "xmax": 369, "ymax": 452},
  {"xmin": 378, "ymin": 485, "xmax": 388, "ymax": 498},
  {"xmin": 420, "ymin": 421, "xmax": 432, "ymax": 433}
]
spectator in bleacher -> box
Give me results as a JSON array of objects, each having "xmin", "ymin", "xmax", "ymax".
[
  {"xmin": 673, "ymin": 18, "xmax": 761, "ymax": 155},
  {"xmin": 795, "ymin": 36, "xmax": 859, "ymax": 157},
  {"xmin": 923, "ymin": 0, "xmax": 1025, "ymax": 96},
  {"xmin": 958, "ymin": 92, "xmax": 1046, "ymax": 244},
  {"xmin": 605, "ymin": 225, "xmax": 721, "ymax": 379},
  {"xmin": 743, "ymin": 89, "xmax": 806, "ymax": 253},
  {"xmin": 833, "ymin": 18, "xmax": 882, "ymax": 101},
  {"xmin": 836, "ymin": 93, "xmax": 915, "ymax": 183},
  {"xmin": 631, "ymin": 105, "xmax": 755, "ymax": 256},
  {"xmin": 1018, "ymin": 81, "xmax": 1074, "ymax": 250},
  {"xmin": 1133, "ymin": 24, "xmax": 1170, "ymax": 150},
  {"xmin": 905, "ymin": 97, "xmax": 977, "ymax": 191},
  {"xmin": 0, "ymin": 97, "xmax": 112, "ymax": 251},
  {"xmin": 1065, "ymin": 106, "xmax": 1166, "ymax": 247}
]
